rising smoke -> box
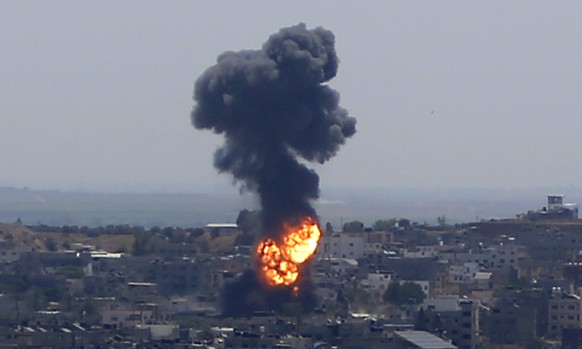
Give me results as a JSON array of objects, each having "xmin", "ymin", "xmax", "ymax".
[
  {"xmin": 192, "ymin": 23, "xmax": 356, "ymax": 235},
  {"xmin": 191, "ymin": 23, "xmax": 356, "ymax": 315}
]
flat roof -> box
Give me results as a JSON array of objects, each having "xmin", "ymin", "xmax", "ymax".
[
  {"xmin": 395, "ymin": 330, "xmax": 457, "ymax": 349},
  {"xmin": 206, "ymin": 223, "xmax": 238, "ymax": 228}
]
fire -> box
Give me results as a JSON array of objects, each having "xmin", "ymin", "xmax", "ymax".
[{"xmin": 256, "ymin": 217, "xmax": 321, "ymax": 287}]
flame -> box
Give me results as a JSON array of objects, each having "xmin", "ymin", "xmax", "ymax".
[{"xmin": 256, "ymin": 217, "xmax": 321, "ymax": 287}]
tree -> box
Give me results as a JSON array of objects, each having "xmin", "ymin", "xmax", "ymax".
[
  {"xmin": 169, "ymin": 229, "xmax": 186, "ymax": 244},
  {"xmin": 325, "ymin": 222, "xmax": 334, "ymax": 235},
  {"xmin": 383, "ymin": 282, "xmax": 426, "ymax": 305},
  {"xmin": 234, "ymin": 233, "xmax": 254, "ymax": 246},
  {"xmin": 132, "ymin": 231, "xmax": 154, "ymax": 256},
  {"xmin": 373, "ymin": 219, "xmax": 396, "ymax": 231},
  {"xmin": 437, "ymin": 215, "xmax": 447, "ymax": 227},
  {"xmin": 44, "ymin": 237, "xmax": 57, "ymax": 251},
  {"xmin": 43, "ymin": 287, "xmax": 62, "ymax": 302},
  {"xmin": 383, "ymin": 282, "xmax": 401, "ymax": 304},
  {"xmin": 198, "ymin": 239, "xmax": 210, "ymax": 253},
  {"xmin": 342, "ymin": 220, "xmax": 364, "ymax": 233},
  {"xmin": 236, "ymin": 209, "xmax": 261, "ymax": 235},
  {"xmin": 186, "ymin": 227, "xmax": 205, "ymax": 241}
]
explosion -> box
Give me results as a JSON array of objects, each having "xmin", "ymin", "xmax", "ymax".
[
  {"xmin": 256, "ymin": 217, "xmax": 321, "ymax": 286},
  {"xmin": 191, "ymin": 23, "xmax": 356, "ymax": 315}
]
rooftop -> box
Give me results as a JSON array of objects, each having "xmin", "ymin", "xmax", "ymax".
[{"xmin": 395, "ymin": 330, "xmax": 457, "ymax": 349}]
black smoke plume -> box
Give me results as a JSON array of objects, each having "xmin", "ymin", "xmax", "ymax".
[
  {"xmin": 221, "ymin": 269, "xmax": 318, "ymax": 318},
  {"xmin": 191, "ymin": 23, "xmax": 356, "ymax": 315},
  {"xmin": 191, "ymin": 23, "xmax": 356, "ymax": 235}
]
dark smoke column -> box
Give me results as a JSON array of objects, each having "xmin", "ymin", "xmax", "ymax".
[{"xmin": 191, "ymin": 23, "xmax": 356, "ymax": 236}]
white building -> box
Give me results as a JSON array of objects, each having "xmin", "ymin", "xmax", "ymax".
[
  {"xmin": 328, "ymin": 258, "xmax": 359, "ymax": 275},
  {"xmin": 403, "ymin": 246, "xmax": 438, "ymax": 259},
  {"xmin": 361, "ymin": 271, "xmax": 394, "ymax": 290},
  {"xmin": 439, "ymin": 244, "xmax": 526, "ymax": 270},
  {"xmin": 424, "ymin": 295, "xmax": 463, "ymax": 312},
  {"xmin": 486, "ymin": 244, "xmax": 525, "ymax": 270},
  {"xmin": 448, "ymin": 262, "xmax": 480, "ymax": 284},
  {"xmin": 318, "ymin": 233, "xmax": 365, "ymax": 259}
]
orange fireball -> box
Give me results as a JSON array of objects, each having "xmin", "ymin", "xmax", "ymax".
[{"xmin": 256, "ymin": 217, "xmax": 321, "ymax": 286}]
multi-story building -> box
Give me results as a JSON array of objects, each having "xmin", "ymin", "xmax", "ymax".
[
  {"xmin": 318, "ymin": 232, "xmax": 365, "ymax": 259},
  {"xmin": 439, "ymin": 244, "xmax": 526, "ymax": 271},
  {"xmin": 486, "ymin": 287, "xmax": 547, "ymax": 348},
  {"xmin": 403, "ymin": 246, "xmax": 438, "ymax": 259},
  {"xmin": 144, "ymin": 256, "xmax": 212, "ymax": 295},
  {"xmin": 547, "ymin": 288, "xmax": 582, "ymax": 339},
  {"xmin": 421, "ymin": 296, "xmax": 480, "ymax": 349}
]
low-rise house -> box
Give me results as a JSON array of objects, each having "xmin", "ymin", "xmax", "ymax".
[
  {"xmin": 0, "ymin": 241, "xmax": 32, "ymax": 264},
  {"xmin": 361, "ymin": 271, "xmax": 394, "ymax": 290},
  {"xmin": 403, "ymin": 246, "xmax": 438, "ymax": 259},
  {"xmin": 448, "ymin": 263, "xmax": 480, "ymax": 284}
]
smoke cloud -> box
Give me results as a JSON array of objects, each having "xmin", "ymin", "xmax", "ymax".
[
  {"xmin": 221, "ymin": 269, "xmax": 318, "ymax": 318},
  {"xmin": 191, "ymin": 23, "xmax": 356, "ymax": 235}
]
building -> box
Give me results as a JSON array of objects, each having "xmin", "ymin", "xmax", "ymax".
[
  {"xmin": 484, "ymin": 289, "xmax": 547, "ymax": 348},
  {"xmin": 318, "ymin": 233, "xmax": 365, "ymax": 259},
  {"xmin": 448, "ymin": 263, "xmax": 480, "ymax": 284},
  {"xmin": 393, "ymin": 330, "xmax": 457, "ymax": 349},
  {"xmin": 403, "ymin": 246, "xmax": 438, "ymax": 259},
  {"xmin": 547, "ymin": 288, "xmax": 582, "ymax": 339},
  {"xmin": 361, "ymin": 271, "xmax": 393, "ymax": 290},
  {"xmin": 0, "ymin": 241, "xmax": 32, "ymax": 264},
  {"xmin": 421, "ymin": 296, "xmax": 480, "ymax": 349}
]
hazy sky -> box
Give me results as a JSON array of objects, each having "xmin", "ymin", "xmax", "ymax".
[{"xmin": 2, "ymin": 1, "xmax": 582, "ymax": 194}]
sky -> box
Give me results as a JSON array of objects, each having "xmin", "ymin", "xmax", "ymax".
[{"xmin": 2, "ymin": 1, "xmax": 582, "ymax": 195}]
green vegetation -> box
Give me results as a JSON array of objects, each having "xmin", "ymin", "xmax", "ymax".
[
  {"xmin": 383, "ymin": 282, "xmax": 426, "ymax": 305},
  {"xmin": 44, "ymin": 237, "xmax": 57, "ymax": 251},
  {"xmin": 373, "ymin": 219, "xmax": 396, "ymax": 231},
  {"xmin": 0, "ymin": 275, "xmax": 29, "ymax": 294},
  {"xmin": 342, "ymin": 220, "xmax": 364, "ymax": 232},
  {"xmin": 57, "ymin": 265, "xmax": 84, "ymax": 279}
]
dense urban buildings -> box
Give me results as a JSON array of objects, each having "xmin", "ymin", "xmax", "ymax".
[{"xmin": 0, "ymin": 195, "xmax": 580, "ymax": 348}]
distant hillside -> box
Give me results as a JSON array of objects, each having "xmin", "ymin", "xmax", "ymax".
[
  {"xmin": 0, "ymin": 187, "xmax": 257, "ymax": 228},
  {"xmin": 0, "ymin": 223, "xmax": 134, "ymax": 253},
  {"xmin": 2, "ymin": 186, "xmax": 580, "ymax": 227},
  {"xmin": 0, "ymin": 222, "xmax": 241, "ymax": 255}
]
